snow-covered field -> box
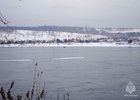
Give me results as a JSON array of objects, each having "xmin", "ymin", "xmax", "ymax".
[
  {"xmin": 100, "ymin": 28, "xmax": 140, "ymax": 33},
  {"xmin": 0, "ymin": 30, "xmax": 107, "ymax": 42}
]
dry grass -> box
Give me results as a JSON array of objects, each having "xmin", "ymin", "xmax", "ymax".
[{"xmin": 0, "ymin": 63, "xmax": 70, "ymax": 100}]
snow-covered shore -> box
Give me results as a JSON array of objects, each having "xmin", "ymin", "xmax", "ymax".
[
  {"xmin": 0, "ymin": 43, "xmax": 140, "ymax": 48},
  {"xmin": 0, "ymin": 29, "xmax": 140, "ymax": 48}
]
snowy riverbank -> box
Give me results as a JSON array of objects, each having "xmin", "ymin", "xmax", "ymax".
[{"xmin": 0, "ymin": 43, "xmax": 140, "ymax": 48}]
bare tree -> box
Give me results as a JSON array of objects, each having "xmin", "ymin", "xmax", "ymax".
[{"xmin": 0, "ymin": 12, "xmax": 9, "ymax": 25}]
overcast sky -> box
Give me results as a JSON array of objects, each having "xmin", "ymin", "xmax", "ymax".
[{"xmin": 0, "ymin": 0, "xmax": 140, "ymax": 27}]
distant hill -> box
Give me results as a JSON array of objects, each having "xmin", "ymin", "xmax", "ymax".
[
  {"xmin": 0, "ymin": 26, "xmax": 140, "ymax": 45},
  {"xmin": 0, "ymin": 26, "xmax": 98, "ymax": 34}
]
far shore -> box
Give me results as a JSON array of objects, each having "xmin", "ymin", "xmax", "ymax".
[{"xmin": 0, "ymin": 43, "xmax": 140, "ymax": 48}]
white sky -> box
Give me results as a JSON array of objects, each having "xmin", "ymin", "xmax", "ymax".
[{"xmin": 0, "ymin": 0, "xmax": 140, "ymax": 27}]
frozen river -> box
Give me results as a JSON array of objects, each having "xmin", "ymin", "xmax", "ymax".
[{"xmin": 0, "ymin": 47, "xmax": 140, "ymax": 100}]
